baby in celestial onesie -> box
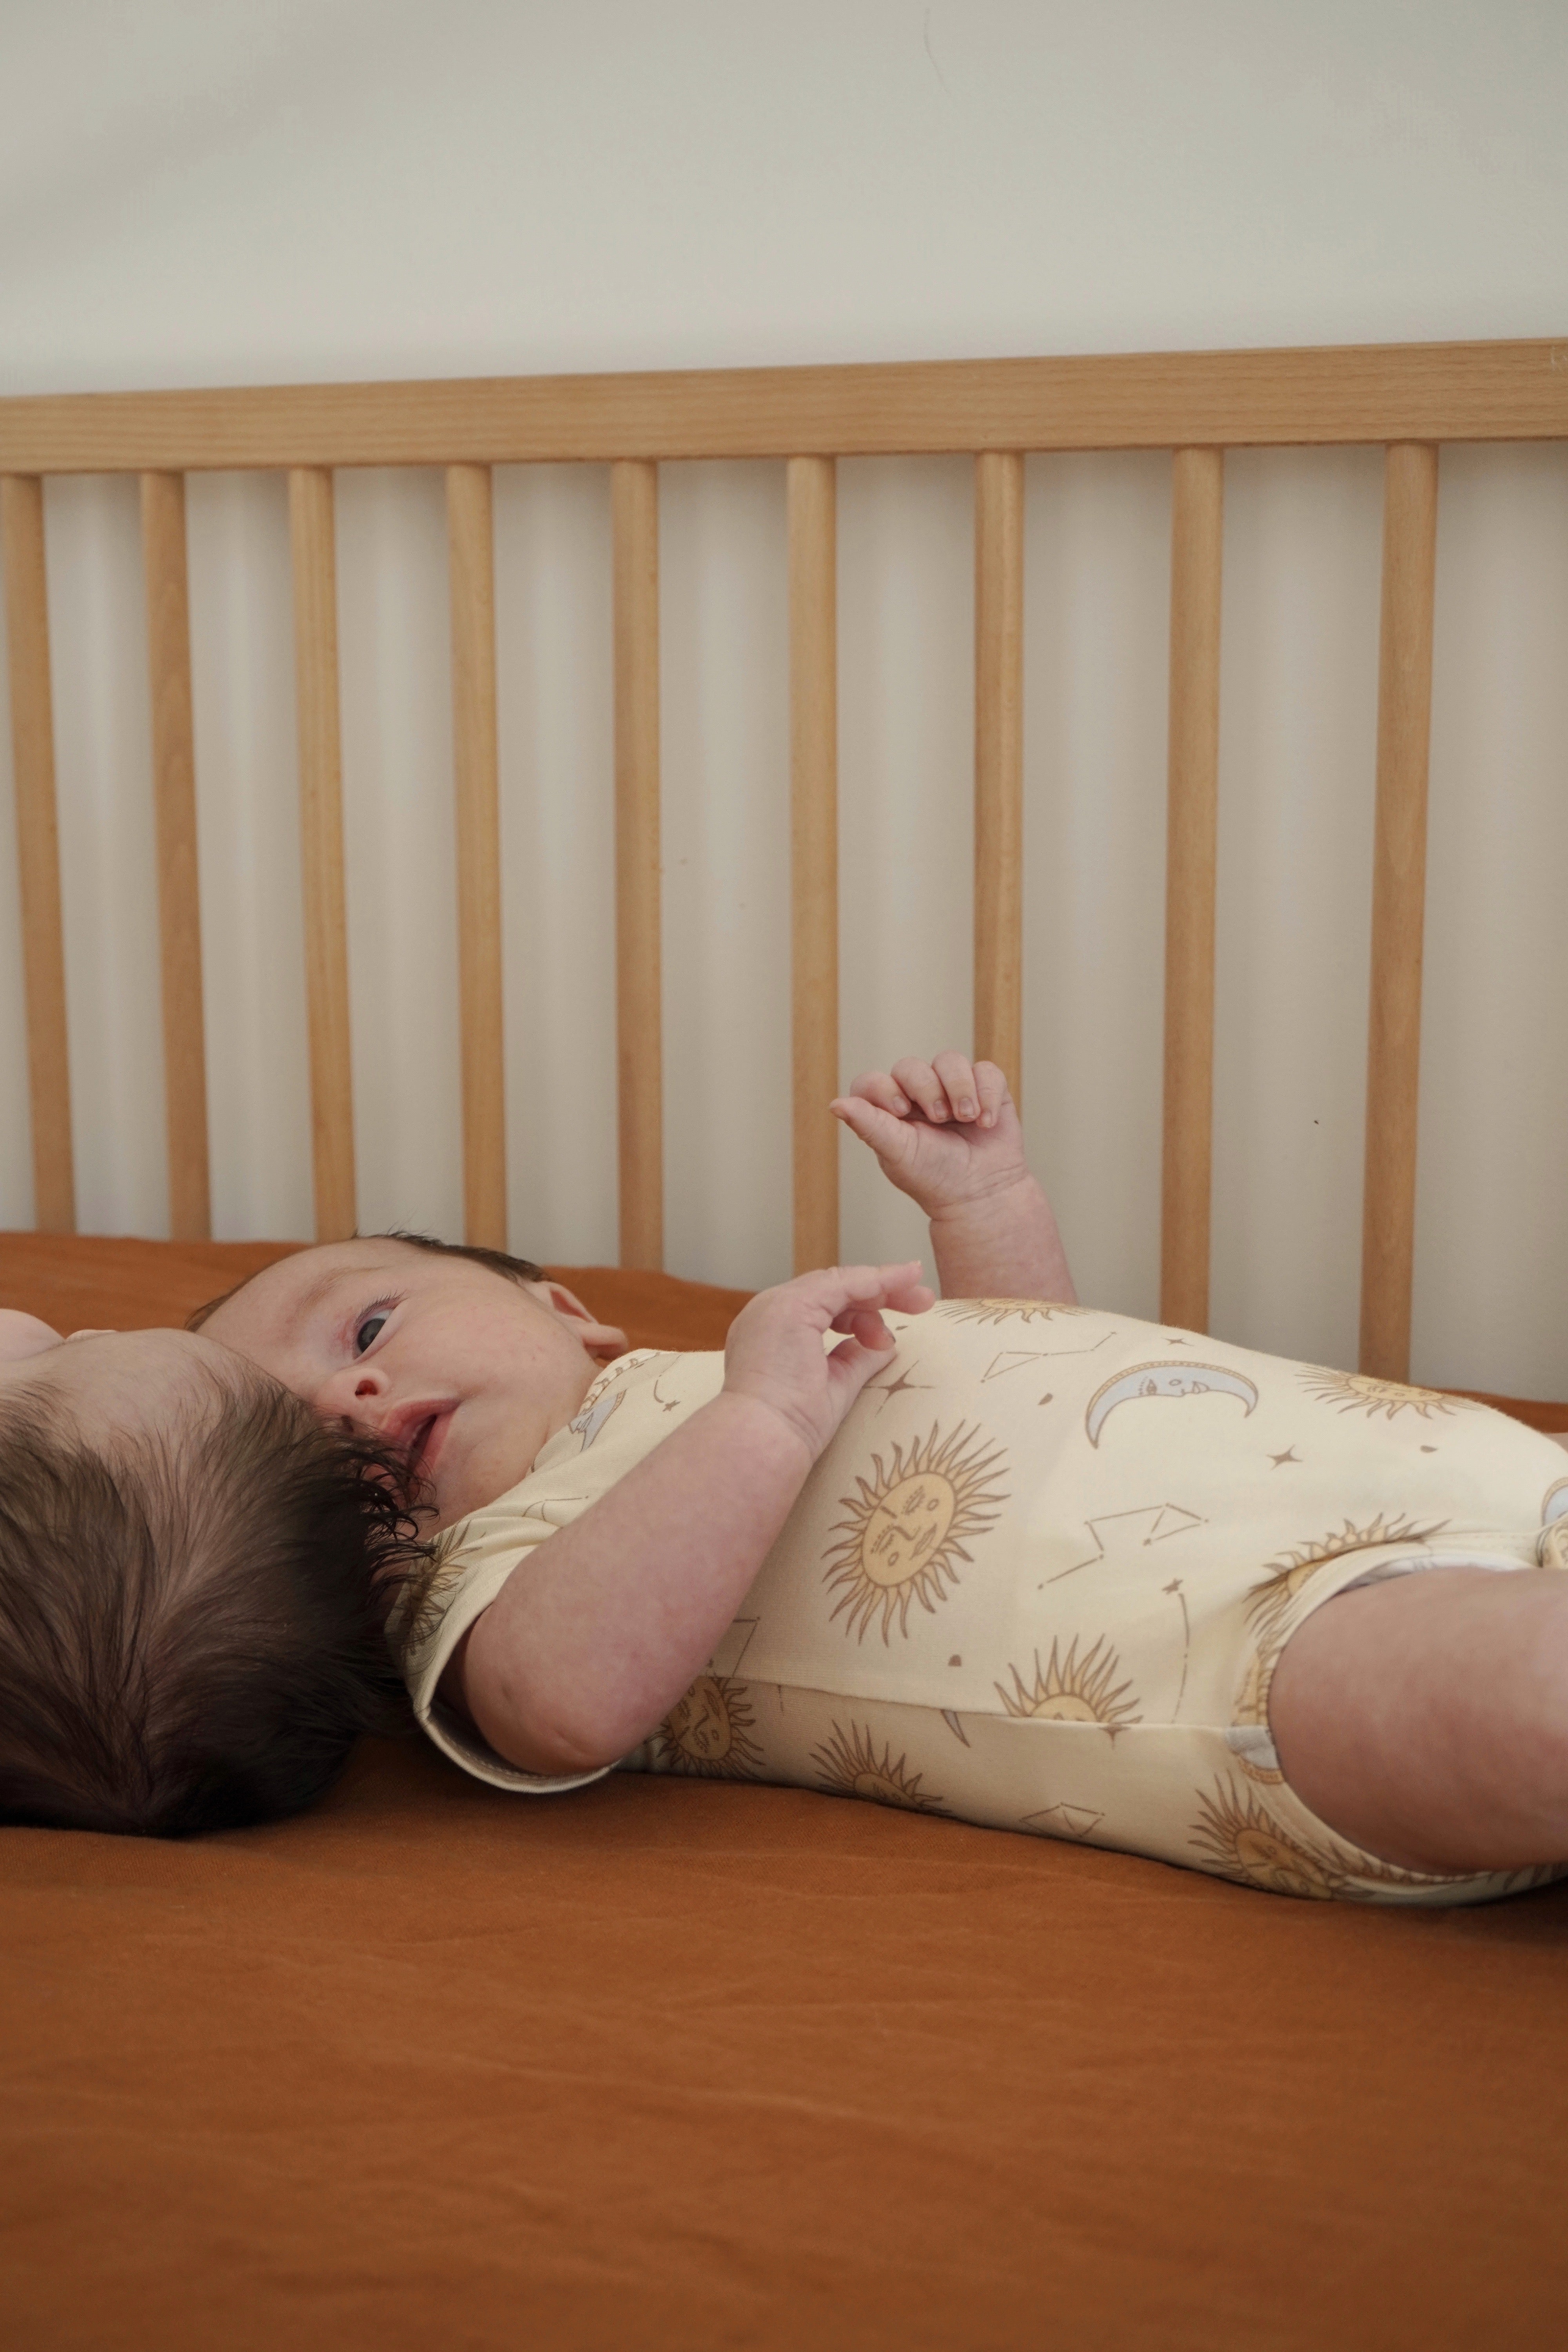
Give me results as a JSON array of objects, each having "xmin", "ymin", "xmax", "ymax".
[{"xmin": 196, "ymin": 1054, "xmax": 1568, "ymax": 1904}]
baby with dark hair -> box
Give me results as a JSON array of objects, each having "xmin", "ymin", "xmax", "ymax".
[
  {"xmin": 0, "ymin": 1309, "xmax": 429, "ymax": 1837},
  {"xmin": 197, "ymin": 1059, "xmax": 1568, "ymax": 1907}
]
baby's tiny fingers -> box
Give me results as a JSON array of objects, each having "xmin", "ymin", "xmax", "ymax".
[
  {"xmin": 829, "ymin": 1303, "xmax": 893, "ymax": 1346},
  {"xmin": 844, "ymin": 1068, "xmax": 912, "ymax": 1116},
  {"xmin": 931, "ymin": 1050, "xmax": 980, "ymax": 1121},
  {"xmin": 888, "ymin": 1058, "xmax": 949, "ymax": 1122},
  {"xmin": 974, "ymin": 1060, "xmax": 1011, "ymax": 1128},
  {"xmin": 830, "ymin": 1096, "xmax": 915, "ymax": 1158}
]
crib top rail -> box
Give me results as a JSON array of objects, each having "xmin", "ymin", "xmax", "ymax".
[{"xmin": 2, "ymin": 339, "xmax": 1567, "ymax": 474}]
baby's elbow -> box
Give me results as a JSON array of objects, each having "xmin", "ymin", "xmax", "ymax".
[{"xmin": 466, "ymin": 1641, "xmax": 626, "ymax": 1778}]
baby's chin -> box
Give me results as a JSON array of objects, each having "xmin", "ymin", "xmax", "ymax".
[{"xmin": 429, "ymin": 1443, "xmax": 534, "ymax": 1532}]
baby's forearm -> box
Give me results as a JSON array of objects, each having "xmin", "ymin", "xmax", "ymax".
[
  {"xmin": 927, "ymin": 1174, "xmax": 1077, "ymax": 1303},
  {"xmin": 459, "ymin": 1390, "xmax": 815, "ymax": 1775}
]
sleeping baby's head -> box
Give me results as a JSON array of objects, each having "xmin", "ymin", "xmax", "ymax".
[
  {"xmin": 192, "ymin": 1234, "xmax": 629, "ymax": 1534},
  {"xmin": 0, "ymin": 1310, "xmax": 427, "ymax": 1837}
]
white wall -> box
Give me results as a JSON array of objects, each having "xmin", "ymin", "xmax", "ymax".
[{"xmin": 2, "ymin": 0, "xmax": 1566, "ymax": 1393}]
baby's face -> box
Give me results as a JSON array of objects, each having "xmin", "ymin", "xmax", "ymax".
[{"xmin": 199, "ymin": 1240, "xmax": 628, "ymax": 1530}]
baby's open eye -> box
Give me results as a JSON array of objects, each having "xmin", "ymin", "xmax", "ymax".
[{"xmin": 353, "ymin": 1310, "xmax": 391, "ymax": 1355}]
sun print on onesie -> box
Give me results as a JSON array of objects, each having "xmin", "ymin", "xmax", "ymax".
[
  {"xmin": 1244, "ymin": 1512, "xmax": 1447, "ymax": 1647},
  {"xmin": 812, "ymin": 1722, "xmax": 947, "ymax": 1813},
  {"xmin": 996, "ymin": 1635, "xmax": 1141, "ymax": 1735},
  {"xmin": 938, "ymin": 1298, "xmax": 1093, "ymax": 1327},
  {"xmin": 1189, "ymin": 1777, "xmax": 1448, "ymax": 1901},
  {"xmin": 1294, "ymin": 1366, "xmax": 1477, "ymax": 1423},
  {"xmin": 655, "ymin": 1674, "xmax": 764, "ymax": 1779},
  {"xmin": 823, "ymin": 1422, "xmax": 1007, "ymax": 1641}
]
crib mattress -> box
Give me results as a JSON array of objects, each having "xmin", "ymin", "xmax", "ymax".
[{"xmin": 5, "ymin": 1232, "xmax": 1568, "ymax": 2351}]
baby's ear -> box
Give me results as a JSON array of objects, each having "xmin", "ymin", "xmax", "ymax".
[{"xmin": 529, "ymin": 1281, "xmax": 629, "ymax": 1363}]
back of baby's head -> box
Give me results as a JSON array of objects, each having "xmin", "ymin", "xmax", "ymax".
[{"xmin": 0, "ymin": 1366, "xmax": 427, "ymax": 1838}]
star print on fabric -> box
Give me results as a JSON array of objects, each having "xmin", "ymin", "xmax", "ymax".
[
  {"xmin": 1268, "ymin": 1447, "xmax": 1301, "ymax": 1468},
  {"xmin": 867, "ymin": 1364, "xmax": 934, "ymax": 1408}
]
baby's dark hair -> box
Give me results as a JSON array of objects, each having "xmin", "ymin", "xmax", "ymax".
[
  {"xmin": 0, "ymin": 1366, "xmax": 430, "ymax": 1839},
  {"xmin": 379, "ymin": 1230, "xmax": 547, "ymax": 1288},
  {"xmin": 185, "ymin": 1230, "xmax": 548, "ymax": 1335}
]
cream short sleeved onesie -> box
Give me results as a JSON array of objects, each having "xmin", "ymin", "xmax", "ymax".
[{"xmin": 399, "ymin": 1300, "xmax": 1568, "ymax": 1905}]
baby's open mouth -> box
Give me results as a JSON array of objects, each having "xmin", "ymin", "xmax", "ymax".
[{"xmin": 407, "ymin": 1410, "xmax": 453, "ymax": 1483}]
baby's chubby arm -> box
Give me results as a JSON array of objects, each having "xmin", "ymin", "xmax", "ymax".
[
  {"xmin": 454, "ymin": 1262, "xmax": 933, "ymax": 1777},
  {"xmin": 831, "ymin": 1053, "xmax": 1077, "ymax": 1304}
]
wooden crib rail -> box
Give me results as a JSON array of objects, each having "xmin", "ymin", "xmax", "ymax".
[
  {"xmin": 1361, "ymin": 445, "xmax": 1441, "ymax": 1383},
  {"xmin": 446, "ymin": 463, "xmax": 507, "ymax": 1256},
  {"xmin": 1160, "ymin": 448, "xmax": 1225, "ymax": 1334},
  {"xmin": 140, "ymin": 471, "xmax": 210, "ymax": 1245},
  {"xmin": 2, "ymin": 341, "xmax": 1564, "ymax": 473},
  {"xmin": 788, "ymin": 456, "xmax": 839, "ymax": 1276},
  {"xmin": 612, "ymin": 459, "xmax": 663, "ymax": 1272},
  {"xmin": 4, "ymin": 340, "xmax": 1565, "ymax": 1373},
  {"xmin": 289, "ymin": 467, "xmax": 357, "ymax": 1245},
  {"xmin": 1, "ymin": 475, "xmax": 73, "ymax": 1234}
]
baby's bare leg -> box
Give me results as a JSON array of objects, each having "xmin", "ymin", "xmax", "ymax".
[{"xmin": 1268, "ymin": 1568, "xmax": 1568, "ymax": 1875}]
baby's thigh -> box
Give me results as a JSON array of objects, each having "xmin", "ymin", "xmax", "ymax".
[{"xmin": 1268, "ymin": 1564, "xmax": 1568, "ymax": 1877}]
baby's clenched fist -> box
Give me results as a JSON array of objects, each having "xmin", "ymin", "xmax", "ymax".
[{"xmin": 830, "ymin": 1054, "xmax": 1029, "ymax": 1217}]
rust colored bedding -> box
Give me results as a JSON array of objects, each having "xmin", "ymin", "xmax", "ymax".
[{"xmin": 5, "ymin": 1232, "xmax": 1568, "ymax": 2350}]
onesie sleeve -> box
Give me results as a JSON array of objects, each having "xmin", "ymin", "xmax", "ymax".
[
  {"xmin": 396, "ymin": 1520, "xmax": 624, "ymax": 1796},
  {"xmin": 393, "ymin": 1346, "xmax": 722, "ymax": 1793}
]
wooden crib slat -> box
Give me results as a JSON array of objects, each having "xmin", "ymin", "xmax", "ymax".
[
  {"xmin": 974, "ymin": 451, "xmax": 1025, "ymax": 1104},
  {"xmin": 1160, "ymin": 447, "xmax": 1225, "ymax": 1333},
  {"xmin": 446, "ymin": 465, "xmax": 508, "ymax": 1252},
  {"xmin": 1, "ymin": 475, "xmax": 74, "ymax": 1232},
  {"xmin": 1359, "ymin": 443, "xmax": 1440, "ymax": 1383},
  {"xmin": 612, "ymin": 459, "xmax": 663, "ymax": 1271},
  {"xmin": 288, "ymin": 467, "xmax": 357, "ymax": 1243},
  {"xmin": 140, "ymin": 472, "xmax": 211, "ymax": 1241},
  {"xmin": 788, "ymin": 456, "xmax": 840, "ymax": 1274}
]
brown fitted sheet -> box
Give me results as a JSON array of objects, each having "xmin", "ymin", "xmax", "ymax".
[{"xmin": 4, "ymin": 1231, "xmax": 1568, "ymax": 2350}]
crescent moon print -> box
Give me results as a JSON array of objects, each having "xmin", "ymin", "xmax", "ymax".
[
  {"xmin": 566, "ymin": 1387, "xmax": 623, "ymax": 1449},
  {"xmin": 1084, "ymin": 1362, "xmax": 1259, "ymax": 1448}
]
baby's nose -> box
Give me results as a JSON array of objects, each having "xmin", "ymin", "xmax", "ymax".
[{"xmin": 317, "ymin": 1359, "xmax": 390, "ymax": 1431}]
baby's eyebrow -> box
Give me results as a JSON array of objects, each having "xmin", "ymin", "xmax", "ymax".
[{"xmin": 287, "ymin": 1265, "xmax": 359, "ymax": 1330}]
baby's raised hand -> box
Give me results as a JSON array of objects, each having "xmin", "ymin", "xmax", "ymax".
[
  {"xmin": 831, "ymin": 1054, "xmax": 1029, "ymax": 1217},
  {"xmin": 722, "ymin": 1263, "xmax": 934, "ymax": 1460}
]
